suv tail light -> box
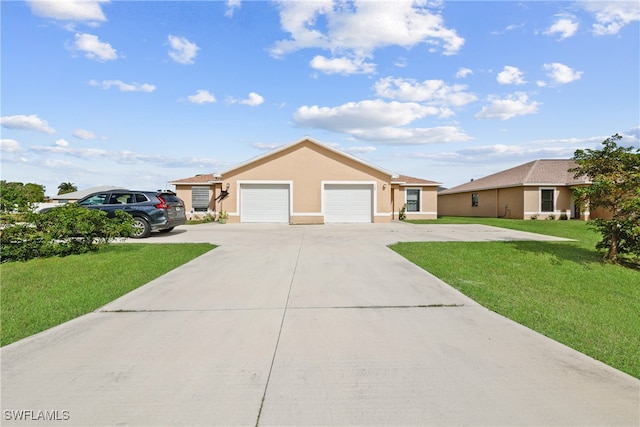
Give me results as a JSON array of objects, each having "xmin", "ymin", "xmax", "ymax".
[{"xmin": 155, "ymin": 196, "xmax": 167, "ymax": 209}]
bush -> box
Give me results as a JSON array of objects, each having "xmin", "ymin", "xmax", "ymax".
[
  {"xmin": 399, "ymin": 204, "xmax": 407, "ymax": 220},
  {"xmin": 0, "ymin": 204, "xmax": 135, "ymax": 263}
]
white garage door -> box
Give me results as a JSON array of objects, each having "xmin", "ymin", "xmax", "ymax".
[
  {"xmin": 240, "ymin": 184, "xmax": 290, "ymax": 223},
  {"xmin": 324, "ymin": 184, "xmax": 373, "ymax": 223}
]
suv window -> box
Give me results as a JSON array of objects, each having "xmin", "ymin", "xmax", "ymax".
[
  {"xmin": 134, "ymin": 193, "xmax": 149, "ymax": 203},
  {"xmin": 79, "ymin": 193, "xmax": 109, "ymax": 205},
  {"xmin": 160, "ymin": 194, "xmax": 182, "ymax": 204},
  {"xmin": 108, "ymin": 193, "xmax": 134, "ymax": 204}
]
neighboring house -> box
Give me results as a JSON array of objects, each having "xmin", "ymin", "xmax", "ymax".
[
  {"xmin": 170, "ymin": 137, "xmax": 440, "ymax": 224},
  {"xmin": 437, "ymin": 159, "xmax": 602, "ymax": 220},
  {"xmin": 48, "ymin": 186, "xmax": 126, "ymax": 203}
]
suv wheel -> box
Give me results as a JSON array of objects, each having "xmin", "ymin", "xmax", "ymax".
[{"xmin": 131, "ymin": 217, "xmax": 151, "ymax": 238}]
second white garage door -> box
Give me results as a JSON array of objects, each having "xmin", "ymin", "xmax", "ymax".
[
  {"xmin": 240, "ymin": 184, "xmax": 290, "ymax": 223},
  {"xmin": 324, "ymin": 184, "xmax": 373, "ymax": 223}
]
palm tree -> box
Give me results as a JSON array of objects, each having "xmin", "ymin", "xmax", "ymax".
[{"xmin": 57, "ymin": 182, "xmax": 78, "ymax": 195}]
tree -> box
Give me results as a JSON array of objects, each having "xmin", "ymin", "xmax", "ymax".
[
  {"xmin": 0, "ymin": 181, "xmax": 46, "ymax": 213},
  {"xmin": 57, "ymin": 182, "xmax": 78, "ymax": 195},
  {"xmin": 571, "ymin": 134, "xmax": 640, "ymax": 263}
]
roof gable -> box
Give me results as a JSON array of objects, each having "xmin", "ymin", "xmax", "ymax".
[
  {"xmin": 170, "ymin": 173, "xmax": 221, "ymax": 185},
  {"xmin": 221, "ymin": 137, "xmax": 398, "ymax": 178},
  {"xmin": 439, "ymin": 159, "xmax": 589, "ymax": 195},
  {"xmin": 393, "ymin": 174, "xmax": 441, "ymax": 186}
]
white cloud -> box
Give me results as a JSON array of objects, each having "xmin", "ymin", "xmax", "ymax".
[
  {"xmin": 1, "ymin": 139, "xmax": 23, "ymax": 153},
  {"xmin": 228, "ymin": 92, "xmax": 265, "ymax": 106},
  {"xmin": 240, "ymin": 92, "xmax": 264, "ymax": 106},
  {"xmin": 168, "ymin": 35, "xmax": 199, "ymax": 64},
  {"xmin": 543, "ymin": 63, "xmax": 583, "ymax": 84},
  {"xmin": 73, "ymin": 129, "xmax": 105, "ymax": 140},
  {"xmin": 350, "ymin": 126, "xmax": 472, "ymax": 145},
  {"xmin": 270, "ymin": 0, "xmax": 464, "ymax": 74},
  {"xmin": 29, "ymin": 145, "xmax": 222, "ymax": 169},
  {"xmin": 580, "ymin": 1, "xmax": 640, "ymax": 36},
  {"xmin": 456, "ymin": 144, "xmax": 575, "ymax": 161},
  {"xmin": 89, "ymin": 80, "xmax": 156, "ymax": 92},
  {"xmin": 187, "ymin": 89, "xmax": 216, "ymax": 104},
  {"xmin": 374, "ymin": 77, "xmax": 477, "ymax": 107},
  {"xmin": 545, "ymin": 16, "xmax": 579, "ymax": 40},
  {"xmin": 0, "ymin": 114, "xmax": 56, "ymax": 134},
  {"xmin": 55, "ymin": 139, "xmax": 70, "ymax": 147},
  {"xmin": 293, "ymin": 99, "xmax": 471, "ymax": 144},
  {"xmin": 252, "ymin": 142, "xmax": 285, "ymax": 150},
  {"xmin": 310, "ymin": 55, "xmax": 376, "ymax": 75},
  {"xmin": 26, "ymin": 0, "xmax": 108, "ymax": 22},
  {"xmin": 476, "ymin": 92, "xmax": 540, "ymax": 120},
  {"xmin": 343, "ymin": 146, "xmax": 376, "ymax": 154},
  {"xmin": 455, "ymin": 67, "xmax": 473, "ymax": 79},
  {"xmin": 497, "ymin": 66, "xmax": 526, "ymax": 85},
  {"xmin": 394, "ymin": 57, "xmax": 408, "ymax": 68},
  {"xmin": 294, "ymin": 99, "xmax": 439, "ymax": 133},
  {"xmin": 225, "ymin": 0, "xmax": 241, "ymax": 17},
  {"xmin": 72, "ymin": 33, "xmax": 117, "ymax": 61},
  {"xmin": 491, "ymin": 23, "xmax": 524, "ymax": 35}
]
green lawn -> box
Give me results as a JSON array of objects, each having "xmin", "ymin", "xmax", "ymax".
[
  {"xmin": 392, "ymin": 218, "xmax": 640, "ymax": 378},
  {"xmin": 0, "ymin": 243, "xmax": 215, "ymax": 346}
]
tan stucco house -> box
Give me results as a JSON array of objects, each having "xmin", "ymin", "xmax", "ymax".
[
  {"xmin": 438, "ymin": 159, "xmax": 600, "ymax": 220},
  {"xmin": 170, "ymin": 137, "xmax": 440, "ymax": 224}
]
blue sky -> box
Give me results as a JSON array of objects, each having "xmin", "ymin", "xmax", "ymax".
[{"xmin": 2, "ymin": 0, "xmax": 639, "ymax": 197}]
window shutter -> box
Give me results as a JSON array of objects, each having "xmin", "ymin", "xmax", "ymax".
[{"xmin": 192, "ymin": 187, "xmax": 210, "ymax": 209}]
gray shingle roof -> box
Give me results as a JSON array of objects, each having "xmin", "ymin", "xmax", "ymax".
[{"xmin": 439, "ymin": 159, "xmax": 589, "ymax": 195}]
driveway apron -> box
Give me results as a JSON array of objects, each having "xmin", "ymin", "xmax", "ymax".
[{"xmin": 1, "ymin": 223, "xmax": 638, "ymax": 426}]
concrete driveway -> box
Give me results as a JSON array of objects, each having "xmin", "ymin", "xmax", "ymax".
[{"xmin": 2, "ymin": 223, "xmax": 638, "ymax": 426}]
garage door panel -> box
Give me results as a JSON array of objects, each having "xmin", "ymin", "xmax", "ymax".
[
  {"xmin": 325, "ymin": 184, "xmax": 372, "ymax": 223},
  {"xmin": 241, "ymin": 184, "xmax": 290, "ymax": 223}
]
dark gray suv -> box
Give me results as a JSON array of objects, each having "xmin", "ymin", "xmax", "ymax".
[{"xmin": 77, "ymin": 190, "xmax": 186, "ymax": 238}]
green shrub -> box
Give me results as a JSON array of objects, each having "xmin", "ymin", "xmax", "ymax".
[
  {"xmin": 399, "ymin": 204, "xmax": 407, "ymax": 220},
  {"xmin": 0, "ymin": 204, "xmax": 134, "ymax": 263}
]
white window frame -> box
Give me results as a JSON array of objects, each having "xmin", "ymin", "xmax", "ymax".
[
  {"xmin": 405, "ymin": 188, "xmax": 421, "ymax": 212},
  {"xmin": 539, "ymin": 187, "xmax": 556, "ymax": 213}
]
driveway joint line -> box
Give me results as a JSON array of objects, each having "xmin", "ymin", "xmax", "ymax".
[
  {"xmin": 254, "ymin": 227, "xmax": 305, "ymax": 427},
  {"xmin": 287, "ymin": 304, "xmax": 467, "ymax": 310},
  {"xmin": 98, "ymin": 305, "xmax": 468, "ymax": 314}
]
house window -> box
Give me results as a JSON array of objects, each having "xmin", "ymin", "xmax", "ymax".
[
  {"xmin": 406, "ymin": 189, "xmax": 420, "ymax": 212},
  {"xmin": 541, "ymin": 189, "xmax": 555, "ymax": 212},
  {"xmin": 192, "ymin": 186, "xmax": 210, "ymax": 212},
  {"xmin": 471, "ymin": 193, "xmax": 479, "ymax": 207}
]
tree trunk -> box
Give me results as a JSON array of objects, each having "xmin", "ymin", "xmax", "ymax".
[{"xmin": 606, "ymin": 229, "xmax": 619, "ymax": 263}]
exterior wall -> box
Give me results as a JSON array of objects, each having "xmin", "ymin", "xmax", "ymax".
[
  {"xmin": 395, "ymin": 186, "xmax": 438, "ymax": 220},
  {"xmin": 438, "ymin": 189, "xmax": 499, "ymax": 217},
  {"xmin": 497, "ymin": 187, "xmax": 524, "ymax": 218},
  {"xmin": 221, "ymin": 140, "xmax": 393, "ymax": 224},
  {"xmin": 440, "ymin": 185, "xmax": 595, "ymax": 221},
  {"xmin": 524, "ymin": 186, "xmax": 574, "ymax": 219},
  {"xmin": 175, "ymin": 183, "xmax": 222, "ymax": 219}
]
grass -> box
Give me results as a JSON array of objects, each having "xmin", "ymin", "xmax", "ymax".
[
  {"xmin": 392, "ymin": 218, "xmax": 640, "ymax": 378},
  {"xmin": 0, "ymin": 243, "xmax": 215, "ymax": 346}
]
